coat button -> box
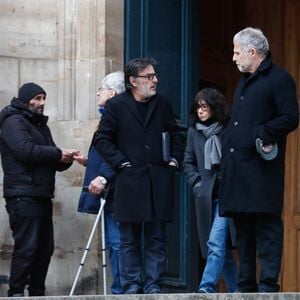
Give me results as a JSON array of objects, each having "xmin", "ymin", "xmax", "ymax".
[
  {"xmin": 145, "ymin": 145, "xmax": 150, "ymax": 150},
  {"xmin": 240, "ymin": 96, "xmax": 244, "ymax": 100},
  {"xmin": 233, "ymin": 121, "xmax": 238, "ymax": 126},
  {"xmin": 230, "ymin": 148, "xmax": 235, "ymax": 153}
]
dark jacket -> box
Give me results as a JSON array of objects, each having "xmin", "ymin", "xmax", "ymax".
[
  {"xmin": 183, "ymin": 125, "xmax": 235, "ymax": 258},
  {"xmin": 78, "ymin": 133, "xmax": 115, "ymax": 214},
  {"xmin": 0, "ymin": 98, "xmax": 71, "ymax": 198},
  {"xmin": 220, "ymin": 52, "xmax": 299, "ymax": 217},
  {"xmin": 94, "ymin": 91, "xmax": 182, "ymax": 222}
]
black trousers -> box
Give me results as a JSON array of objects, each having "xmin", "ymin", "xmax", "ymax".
[
  {"xmin": 233, "ymin": 213, "xmax": 283, "ymax": 292},
  {"xmin": 5, "ymin": 197, "xmax": 54, "ymax": 297},
  {"xmin": 119, "ymin": 221, "xmax": 166, "ymax": 294}
]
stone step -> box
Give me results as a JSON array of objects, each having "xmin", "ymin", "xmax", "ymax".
[{"xmin": 0, "ymin": 293, "xmax": 300, "ymax": 300}]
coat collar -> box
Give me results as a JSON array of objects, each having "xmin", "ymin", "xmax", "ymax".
[
  {"xmin": 255, "ymin": 51, "xmax": 272, "ymax": 73},
  {"xmin": 0, "ymin": 97, "xmax": 48, "ymax": 128},
  {"xmin": 124, "ymin": 90, "xmax": 158, "ymax": 127},
  {"xmin": 241, "ymin": 51, "xmax": 272, "ymax": 87}
]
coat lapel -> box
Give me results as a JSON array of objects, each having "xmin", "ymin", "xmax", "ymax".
[
  {"xmin": 123, "ymin": 92, "xmax": 159, "ymax": 127},
  {"xmin": 123, "ymin": 92, "xmax": 144, "ymax": 126},
  {"xmin": 194, "ymin": 129, "xmax": 205, "ymax": 156},
  {"xmin": 144, "ymin": 95, "xmax": 158, "ymax": 127}
]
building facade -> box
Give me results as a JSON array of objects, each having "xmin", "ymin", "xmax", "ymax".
[
  {"xmin": 0, "ymin": 0, "xmax": 124, "ymax": 296},
  {"xmin": 0, "ymin": 0, "xmax": 299, "ymax": 296}
]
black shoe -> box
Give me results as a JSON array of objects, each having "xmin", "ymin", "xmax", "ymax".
[{"xmin": 9, "ymin": 294, "xmax": 24, "ymax": 298}]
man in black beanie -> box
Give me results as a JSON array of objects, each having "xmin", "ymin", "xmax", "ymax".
[{"xmin": 0, "ymin": 82, "xmax": 75, "ymax": 297}]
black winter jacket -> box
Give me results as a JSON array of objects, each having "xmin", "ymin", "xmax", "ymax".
[{"xmin": 0, "ymin": 98, "xmax": 71, "ymax": 198}]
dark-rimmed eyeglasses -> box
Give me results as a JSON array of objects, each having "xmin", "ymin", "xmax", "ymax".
[
  {"xmin": 135, "ymin": 73, "xmax": 158, "ymax": 81},
  {"xmin": 197, "ymin": 103, "xmax": 209, "ymax": 111}
]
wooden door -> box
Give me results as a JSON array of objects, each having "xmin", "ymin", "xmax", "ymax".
[{"xmin": 281, "ymin": 0, "xmax": 300, "ymax": 292}]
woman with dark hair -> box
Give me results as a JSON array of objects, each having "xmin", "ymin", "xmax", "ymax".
[{"xmin": 183, "ymin": 88, "xmax": 237, "ymax": 293}]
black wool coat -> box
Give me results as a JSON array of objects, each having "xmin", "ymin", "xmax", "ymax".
[
  {"xmin": 219, "ymin": 53, "xmax": 299, "ymax": 217},
  {"xmin": 94, "ymin": 91, "xmax": 182, "ymax": 222}
]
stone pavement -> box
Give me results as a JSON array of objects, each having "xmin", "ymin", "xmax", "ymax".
[{"xmin": 1, "ymin": 293, "xmax": 300, "ymax": 300}]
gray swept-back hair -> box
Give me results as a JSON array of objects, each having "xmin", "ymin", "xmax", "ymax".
[
  {"xmin": 233, "ymin": 27, "xmax": 269, "ymax": 58},
  {"xmin": 101, "ymin": 71, "xmax": 125, "ymax": 94}
]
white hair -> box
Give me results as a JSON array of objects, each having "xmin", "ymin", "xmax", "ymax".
[
  {"xmin": 101, "ymin": 71, "xmax": 125, "ymax": 94},
  {"xmin": 233, "ymin": 27, "xmax": 269, "ymax": 58}
]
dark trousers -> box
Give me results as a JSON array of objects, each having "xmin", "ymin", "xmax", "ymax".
[
  {"xmin": 119, "ymin": 221, "xmax": 166, "ymax": 294},
  {"xmin": 5, "ymin": 197, "xmax": 54, "ymax": 297},
  {"xmin": 233, "ymin": 213, "xmax": 283, "ymax": 292}
]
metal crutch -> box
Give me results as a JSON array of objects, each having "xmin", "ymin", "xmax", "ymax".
[
  {"xmin": 100, "ymin": 198, "xmax": 107, "ymax": 295},
  {"xmin": 69, "ymin": 196, "xmax": 107, "ymax": 296}
]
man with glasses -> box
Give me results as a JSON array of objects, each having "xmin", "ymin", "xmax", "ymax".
[{"xmin": 94, "ymin": 58, "xmax": 182, "ymax": 294}]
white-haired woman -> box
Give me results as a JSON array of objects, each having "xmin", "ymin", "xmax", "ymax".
[{"xmin": 74, "ymin": 71, "xmax": 125, "ymax": 294}]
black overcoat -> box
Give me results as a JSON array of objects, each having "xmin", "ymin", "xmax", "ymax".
[
  {"xmin": 94, "ymin": 91, "xmax": 182, "ymax": 222},
  {"xmin": 219, "ymin": 53, "xmax": 299, "ymax": 217}
]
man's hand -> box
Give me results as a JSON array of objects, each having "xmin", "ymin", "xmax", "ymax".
[
  {"xmin": 261, "ymin": 144, "xmax": 274, "ymax": 153},
  {"xmin": 88, "ymin": 176, "xmax": 106, "ymax": 195},
  {"xmin": 168, "ymin": 157, "xmax": 178, "ymax": 168},
  {"xmin": 73, "ymin": 150, "xmax": 88, "ymax": 166},
  {"xmin": 168, "ymin": 161, "xmax": 177, "ymax": 167},
  {"xmin": 60, "ymin": 149, "xmax": 75, "ymax": 164}
]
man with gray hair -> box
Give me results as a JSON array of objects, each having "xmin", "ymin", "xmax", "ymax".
[{"xmin": 219, "ymin": 27, "xmax": 299, "ymax": 292}]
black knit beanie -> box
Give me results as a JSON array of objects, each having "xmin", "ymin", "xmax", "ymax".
[{"xmin": 18, "ymin": 82, "xmax": 46, "ymax": 104}]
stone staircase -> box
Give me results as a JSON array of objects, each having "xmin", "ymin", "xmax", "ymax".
[
  {"xmin": 1, "ymin": 276, "xmax": 299, "ymax": 300},
  {"xmin": 0, "ymin": 293, "xmax": 300, "ymax": 300}
]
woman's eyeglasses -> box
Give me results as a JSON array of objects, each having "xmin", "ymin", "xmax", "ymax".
[
  {"xmin": 197, "ymin": 103, "xmax": 209, "ymax": 111},
  {"xmin": 98, "ymin": 87, "xmax": 113, "ymax": 93}
]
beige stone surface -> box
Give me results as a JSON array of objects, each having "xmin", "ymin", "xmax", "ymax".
[
  {"xmin": 0, "ymin": 58, "xmax": 19, "ymax": 109},
  {"xmin": 0, "ymin": 0, "xmax": 57, "ymax": 59},
  {"xmin": 0, "ymin": 0, "xmax": 123, "ymax": 296}
]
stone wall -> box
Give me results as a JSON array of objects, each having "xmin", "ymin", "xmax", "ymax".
[{"xmin": 0, "ymin": 0, "xmax": 124, "ymax": 296}]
